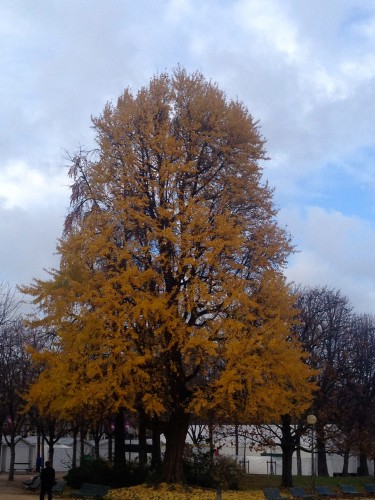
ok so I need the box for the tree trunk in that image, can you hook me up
[151,427,161,470]
[94,435,100,460]
[114,410,126,476]
[36,432,42,472]
[138,417,147,466]
[317,445,328,475]
[160,409,190,483]
[358,453,369,476]
[208,422,214,465]
[342,450,349,476]
[48,440,54,465]
[281,447,294,487]
[296,442,302,476]
[108,434,113,462]
[71,429,77,468]
[8,436,16,481]
[235,424,239,457]
[80,428,85,466]
[316,427,328,476]
[280,415,295,487]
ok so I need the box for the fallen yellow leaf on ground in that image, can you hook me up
[107,483,265,499]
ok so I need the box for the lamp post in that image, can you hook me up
[307,414,317,494]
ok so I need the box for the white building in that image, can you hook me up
[0,426,371,476]
[0,436,78,472]
[186,425,373,476]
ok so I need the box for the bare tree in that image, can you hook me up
[331,314,375,475]
[295,286,353,476]
[0,319,37,480]
[0,285,22,479]
[0,282,20,327]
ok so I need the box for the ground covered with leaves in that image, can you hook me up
[107,483,265,499]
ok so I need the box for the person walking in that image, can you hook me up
[40,461,55,500]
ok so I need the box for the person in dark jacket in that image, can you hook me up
[40,461,55,500]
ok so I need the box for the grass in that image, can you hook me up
[106,475,375,500]
[242,474,375,493]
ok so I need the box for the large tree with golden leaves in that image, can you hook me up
[22,68,315,482]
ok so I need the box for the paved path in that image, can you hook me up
[0,471,72,500]
[0,472,38,499]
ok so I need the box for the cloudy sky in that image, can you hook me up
[1,0,375,313]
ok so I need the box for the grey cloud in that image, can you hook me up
[1,0,375,313]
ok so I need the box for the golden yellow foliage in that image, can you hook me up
[107,484,265,500]
[21,68,316,481]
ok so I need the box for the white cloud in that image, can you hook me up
[0,205,62,288]
[234,0,301,61]
[1,0,375,315]
[0,160,69,210]
[281,206,375,313]
[165,0,193,22]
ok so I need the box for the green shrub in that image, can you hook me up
[64,458,115,488]
[183,446,247,490]
[64,458,149,488]
[211,455,248,490]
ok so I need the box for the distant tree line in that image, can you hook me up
[1,281,374,486]
[220,285,375,486]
